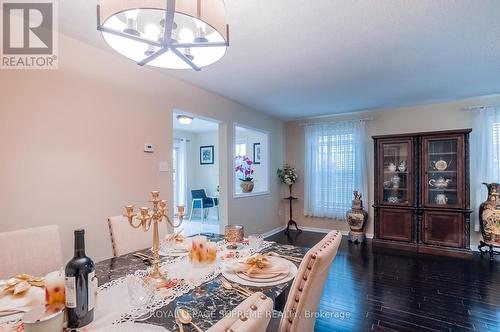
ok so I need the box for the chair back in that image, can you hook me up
[0,225,63,279]
[107,216,169,257]
[278,230,342,332]
[207,292,273,332]
[191,189,208,200]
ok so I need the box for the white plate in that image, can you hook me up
[152,248,188,257]
[222,257,298,287]
[152,239,191,257]
[237,271,288,283]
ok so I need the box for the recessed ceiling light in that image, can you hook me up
[177,115,193,125]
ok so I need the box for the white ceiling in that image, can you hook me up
[61,1,500,120]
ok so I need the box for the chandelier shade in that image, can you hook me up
[97,0,229,71]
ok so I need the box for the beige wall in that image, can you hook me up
[285,95,500,248]
[0,33,284,262]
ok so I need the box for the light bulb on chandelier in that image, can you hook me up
[123,9,140,36]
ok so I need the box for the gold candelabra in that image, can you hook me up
[124,191,184,288]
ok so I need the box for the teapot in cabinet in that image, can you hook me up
[429,177,452,189]
[435,194,448,205]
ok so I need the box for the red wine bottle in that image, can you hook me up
[65,229,96,328]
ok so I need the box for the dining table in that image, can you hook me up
[94,233,307,331]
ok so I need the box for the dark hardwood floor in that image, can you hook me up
[267,231,500,332]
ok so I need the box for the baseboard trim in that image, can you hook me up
[263,224,376,239]
[263,225,286,238]
[296,226,374,239]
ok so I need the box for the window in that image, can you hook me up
[304,121,367,219]
[472,108,500,231]
[235,141,246,157]
[492,122,500,171]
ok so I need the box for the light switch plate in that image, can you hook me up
[159,161,168,172]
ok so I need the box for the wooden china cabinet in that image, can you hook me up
[373,129,472,257]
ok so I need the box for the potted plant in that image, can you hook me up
[277,164,301,233]
[235,156,254,193]
[277,164,298,193]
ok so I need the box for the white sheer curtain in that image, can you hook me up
[173,138,189,209]
[304,120,368,219]
[471,107,500,231]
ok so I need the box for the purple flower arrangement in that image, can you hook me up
[235,155,254,181]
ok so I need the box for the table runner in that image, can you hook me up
[91,239,274,328]
[96,237,306,331]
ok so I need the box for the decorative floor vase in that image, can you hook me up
[479,182,500,246]
[240,180,254,193]
[346,191,368,244]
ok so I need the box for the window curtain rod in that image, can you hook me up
[298,117,374,127]
[463,104,500,111]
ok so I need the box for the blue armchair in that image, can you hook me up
[189,189,219,222]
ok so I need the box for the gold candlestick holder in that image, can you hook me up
[124,191,184,288]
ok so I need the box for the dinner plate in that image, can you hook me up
[236,271,288,283]
[222,257,298,287]
[152,239,191,257]
[154,248,188,257]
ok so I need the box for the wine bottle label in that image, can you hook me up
[65,276,76,308]
[88,270,96,311]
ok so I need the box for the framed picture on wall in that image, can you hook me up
[253,143,261,164]
[200,145,215,165]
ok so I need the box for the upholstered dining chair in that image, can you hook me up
[207,292,274,332]
[272,230,343,332]
[0,225,63,279]
[189,189,219,222]
[107,216,169,257]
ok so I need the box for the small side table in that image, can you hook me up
[284,185,302,234]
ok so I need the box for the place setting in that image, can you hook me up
[222,254,298,288]
[156,230,191,257]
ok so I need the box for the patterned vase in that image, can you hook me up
[346,191,368,244]
[479,182,500,246]
[240,180,254,193]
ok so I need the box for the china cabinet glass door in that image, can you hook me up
[379,140,413,206]
[423,136,463,208]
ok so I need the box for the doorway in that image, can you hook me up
[173,111,220,236]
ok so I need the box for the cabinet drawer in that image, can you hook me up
[422,211,464,247]
[378,209,413,242]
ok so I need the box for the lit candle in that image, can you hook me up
[189,235,208,264]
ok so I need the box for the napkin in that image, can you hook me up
[164,230,185,243]
[226,256,289,277]
[163,231,189,252]
[0,286,44,313]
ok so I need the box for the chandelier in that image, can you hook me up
[97,0,229,71]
